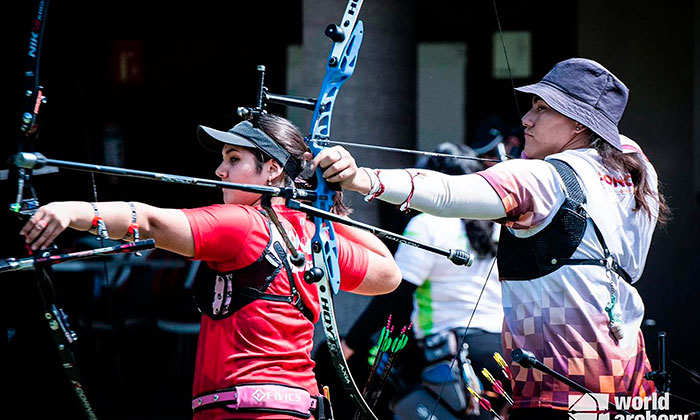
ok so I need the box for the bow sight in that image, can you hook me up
[237,65,318,122]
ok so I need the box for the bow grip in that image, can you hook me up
[326,180,342,192]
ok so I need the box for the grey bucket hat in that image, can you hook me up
[515,58,629,150]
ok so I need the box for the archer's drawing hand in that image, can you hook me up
[20,202,73,251]
[309,146,372,194]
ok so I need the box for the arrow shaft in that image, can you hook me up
[12,153,317,200]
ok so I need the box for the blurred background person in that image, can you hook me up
[472,115,524,167]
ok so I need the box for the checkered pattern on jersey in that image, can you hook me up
[502,291,655,410]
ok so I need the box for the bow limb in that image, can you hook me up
[307,15,364,295]
[304,2,378,419]
[9,1,101,418]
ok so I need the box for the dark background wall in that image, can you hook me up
[577,0,700,410]
[0,1,697,418]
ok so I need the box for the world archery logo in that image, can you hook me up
[569,393,612,420]
[569,392,686,420]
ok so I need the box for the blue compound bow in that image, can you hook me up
[239,2,471,418]
[303,3,376,418]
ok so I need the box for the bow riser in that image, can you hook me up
[305,2,377,418]
[324,0,364,68]
[308,21,364,141]
[308,19,364,296]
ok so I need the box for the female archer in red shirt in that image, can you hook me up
[20,113,401,420]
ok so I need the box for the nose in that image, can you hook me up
[521,108,535,128]
[215,161,226,180]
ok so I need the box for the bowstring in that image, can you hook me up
[492,0,521,119]
[310,139,508,162]
[67,8,125,404]
[426,2,518,418]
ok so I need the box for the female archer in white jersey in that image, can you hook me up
[314,58,669,420]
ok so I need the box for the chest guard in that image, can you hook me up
[497,159,632,283]
[192,210,313,321]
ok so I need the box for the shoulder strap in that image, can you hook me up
[547,159,633,284]
[549,158,586,205]
[257,209,314,321]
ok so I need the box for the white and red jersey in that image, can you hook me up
[478,136,658,409]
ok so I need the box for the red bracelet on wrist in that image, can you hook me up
[398,170,420,212]
[367,169,385,202]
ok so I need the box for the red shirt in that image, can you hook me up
[182,204,369,419]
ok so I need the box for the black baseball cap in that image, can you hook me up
[197,120,301,179]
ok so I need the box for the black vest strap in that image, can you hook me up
[552,221,633,284]
[550,159,586,204]
[192,210,314,321]
[496,159,632,284]
[271,240,314,321]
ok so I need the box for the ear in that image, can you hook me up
[266,159,285,184]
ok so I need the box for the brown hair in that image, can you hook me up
[591,136,670,224]
[252,113,351,216]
